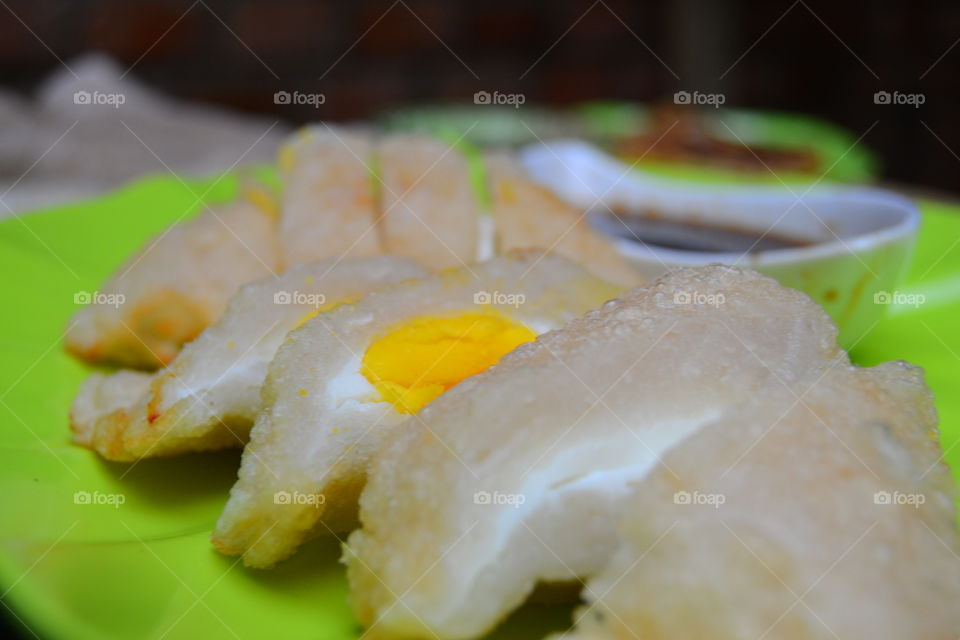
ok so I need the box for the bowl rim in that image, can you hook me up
[519,139,920,267]
[592,188,920,267]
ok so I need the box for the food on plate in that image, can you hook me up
[211,251,622,568]
[70,257,426,461]
[378,134,479,270]
[278,127,380,264]
[63,127,647,370]
[486,151,642,287]
[65,190,282,369]
[563,363,960,640]
[344,265,852,639]
[46,101,953,640]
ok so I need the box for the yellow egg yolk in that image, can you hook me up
[361,312,536,415]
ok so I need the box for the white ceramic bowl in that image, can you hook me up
[520,140,920,346]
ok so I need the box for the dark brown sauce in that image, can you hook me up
[602,210,814,254]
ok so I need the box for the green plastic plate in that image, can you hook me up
[0,173,956,639]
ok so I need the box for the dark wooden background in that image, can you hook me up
[0,0,957,190]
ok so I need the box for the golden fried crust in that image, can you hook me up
[564,362,959,640]
[211,251,623,569]
[379,135,479,269]
[69,257,429,462]
[65,197,282,370]
[66,289,211,368]
[345,265,850,639]
[486,152,644,289]
[65,141,642,370]
[70,370,248,461]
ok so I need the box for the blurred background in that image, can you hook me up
[1,3,958,638]
[0,0,957,208]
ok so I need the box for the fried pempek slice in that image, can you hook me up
[65,193,282,369]
[211,251,622,568]
[486,151,643,289]
[563,362,959,640]
[345,265,849,639]
[278,126,381,265]
[378,135,479,270]
[70,256,427,461]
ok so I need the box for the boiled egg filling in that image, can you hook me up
[361,312,536,414]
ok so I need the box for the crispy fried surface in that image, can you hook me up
[64,134,649,370]
[344,265,849,639]
[379,135,479,269]
[65,196,282,369]
[211,251,622,568]
[563,363,960,640]
[486,152,643,288]
[279,127,381,264]
[69,257,427,461]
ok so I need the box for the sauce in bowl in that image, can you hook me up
[601,209,813,254]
